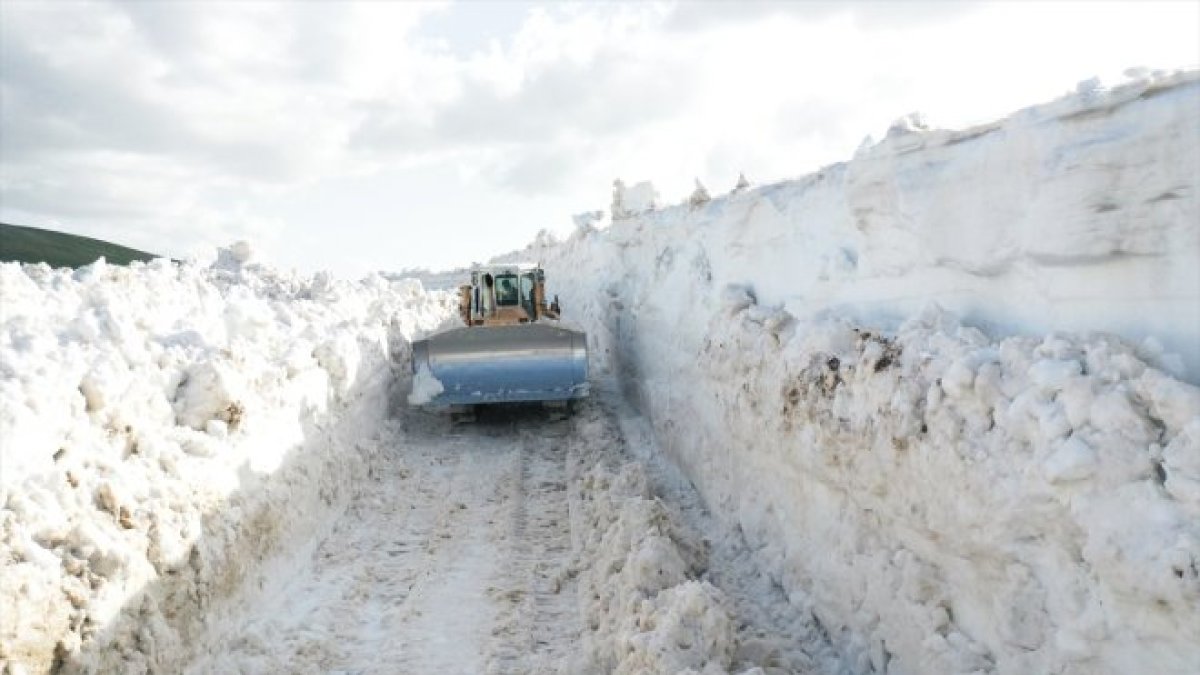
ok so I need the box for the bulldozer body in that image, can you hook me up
[411,264,588,408]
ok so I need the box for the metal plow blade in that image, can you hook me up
[410,324,588,406]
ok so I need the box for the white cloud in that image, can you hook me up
[1,0,1196,276]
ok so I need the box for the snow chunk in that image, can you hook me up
[1043,436,1099,483]
[732,172,751,193]
[888,111,930,136]
[720,284,756,315]
[173,360,247,430]
[613,179,658,219]
[622,581,735,674]
[211,240,255,271]
[407,363,445,405]
[688,179,711,208]
[1028,358,1083,392]
[313,333,362,398]
[573,210,605,231]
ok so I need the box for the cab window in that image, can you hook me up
[520,274,536,312]
[494,273,520,306]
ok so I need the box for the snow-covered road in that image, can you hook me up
[183,393,844,675]
[187,406,582,675]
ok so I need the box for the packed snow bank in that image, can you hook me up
[529,70,1200,674]
[537,69,1200,381]
[0,248,453,672]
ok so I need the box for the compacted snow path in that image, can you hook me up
[182,393,845,675]
[482,417,580,673]
[186,408,583,675]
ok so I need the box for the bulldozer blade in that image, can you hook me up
[410,324,588,406]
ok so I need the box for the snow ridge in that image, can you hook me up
[0,250,453,671]
[568,407,737,674]
[531,69,1200,674]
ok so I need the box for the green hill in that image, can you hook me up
[0,223,160,268]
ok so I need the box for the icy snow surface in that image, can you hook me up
[514,69,1200,675]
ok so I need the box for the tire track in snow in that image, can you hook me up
[484,419,580,673]
[183,410,581,675]
[379,431,508,675]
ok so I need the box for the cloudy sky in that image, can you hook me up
[1,1,1197,276]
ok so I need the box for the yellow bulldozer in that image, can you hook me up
[410,264,589,408]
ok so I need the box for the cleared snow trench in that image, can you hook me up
[181,397,831,675]
[0,252,834,675]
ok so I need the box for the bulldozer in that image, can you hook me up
[409,264,589,409]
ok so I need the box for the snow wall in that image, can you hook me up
[531,70,1200,674]
[0,249,453,672]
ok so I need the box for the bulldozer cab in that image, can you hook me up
[461,264,558,326]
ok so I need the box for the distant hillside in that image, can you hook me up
[0,223,160,268]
